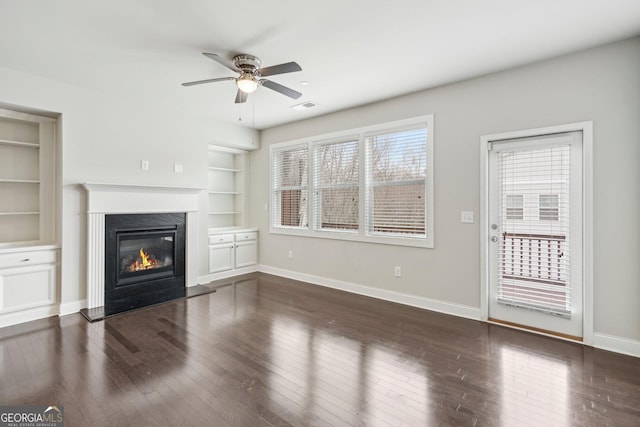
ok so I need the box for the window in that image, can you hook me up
[539,194,559,221]
[505,195,524,220]
[365,126,427,237]
[271,145,308,228]
[270,115,433,248]
[313,139,359,231]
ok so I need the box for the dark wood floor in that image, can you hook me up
[1,273,639,426]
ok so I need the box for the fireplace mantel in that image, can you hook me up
[82,182,205,214]
[83,183,203,309]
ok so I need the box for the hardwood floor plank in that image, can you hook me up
[1,272,639,426]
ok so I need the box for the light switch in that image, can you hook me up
[461,211,474,223]
[174,163,184,174]
[141,160,149,171]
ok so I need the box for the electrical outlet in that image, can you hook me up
[461,211,474,223]
[288,250,293,259]
[394,266,402,278]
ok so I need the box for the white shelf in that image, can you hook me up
[208,166,241,173]
[208,191,242,195]
[208,212,241,215]
[0,212,39,216]
[0,139,39,149]
[0,179,40,184]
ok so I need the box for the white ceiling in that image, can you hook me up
[1,0,639,129]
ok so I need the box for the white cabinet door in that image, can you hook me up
[235,240,257,268]
[208,243,235,273]
[0,263,56,314]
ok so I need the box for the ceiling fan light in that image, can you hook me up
[237,76,258,93]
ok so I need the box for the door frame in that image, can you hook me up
[480,121,593,345]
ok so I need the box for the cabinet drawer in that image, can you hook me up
[0,250,57,269]
[235,232,257,241]
[208,234,234,245]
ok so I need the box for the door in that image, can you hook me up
[488,131,583,338]
[235,240,257,268]
[208,243,234,273]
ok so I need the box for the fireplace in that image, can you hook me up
[104,213,186,315]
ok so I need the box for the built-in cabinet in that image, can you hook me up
[205,145,258,280]
[0,248,58,317]
[208,229,258,275]
[0,108,59,328]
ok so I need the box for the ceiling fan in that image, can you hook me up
[182,53,303,104]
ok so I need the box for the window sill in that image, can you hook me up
[269,227,433,248]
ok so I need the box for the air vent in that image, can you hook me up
[291,101,317,111]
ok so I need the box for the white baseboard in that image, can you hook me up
[0,305,58,329]
[59,299,87,316]
[593,333,640,358]
[258,264,482,321]
[197,265,259,285]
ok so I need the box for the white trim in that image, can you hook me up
[269,115,434,248]
[480,121,594,344]
[593,333,640,359]
[82,182,204,194]
[0,305,58,328]
[59,299,87,316]
[83,184,202,308]
[197,265,259,285]
[208,144,248,155]
[258,264,481,321]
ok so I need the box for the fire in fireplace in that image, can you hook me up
[105,213,186,315]
[116,230,176,286]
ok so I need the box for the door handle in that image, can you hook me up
[491,236,498,243]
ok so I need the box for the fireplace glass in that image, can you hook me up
[117,229,176,286]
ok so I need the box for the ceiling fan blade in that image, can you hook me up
[235,89,248,104]
[202,53,240,73]
[260,79,302,99]
[258,61,302,77]
[181,77,234,87]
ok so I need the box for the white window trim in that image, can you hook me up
[270,115,434,248]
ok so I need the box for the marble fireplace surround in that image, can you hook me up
[82,183,202,311]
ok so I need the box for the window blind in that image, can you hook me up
[497,144,572,316]
[312,139,359,231]
[272,145,308,228]
[365,126,427,237]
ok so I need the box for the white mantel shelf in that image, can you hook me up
[82,182,205,193]
[82,182,205,215]
[83,182,202,309]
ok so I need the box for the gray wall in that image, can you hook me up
[252,37,640,342]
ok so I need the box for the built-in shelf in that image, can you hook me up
[0,108,56,246]
[0,139,40,149]
[208,166,241,173]
[0,179,40,184]
[208,145,248,229]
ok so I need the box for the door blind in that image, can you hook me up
[312,139,359,231]
[497,144,572,316]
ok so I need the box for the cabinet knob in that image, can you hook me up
[21,258,30,262]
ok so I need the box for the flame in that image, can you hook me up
[128,248,159,272]
[139,248,152,268]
